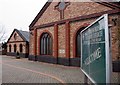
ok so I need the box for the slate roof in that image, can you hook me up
[19,30,30,42]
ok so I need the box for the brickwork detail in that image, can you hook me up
[34,2,112,27]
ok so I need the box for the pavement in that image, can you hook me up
[1,55,85,84]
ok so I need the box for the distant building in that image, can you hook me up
[7,29,29,58]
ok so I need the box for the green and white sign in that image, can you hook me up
[81,14,111,83]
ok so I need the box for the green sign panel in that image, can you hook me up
[81,14,111,83]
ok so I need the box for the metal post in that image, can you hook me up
[84,74,88,84]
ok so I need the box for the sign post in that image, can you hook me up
[81,14,111,84]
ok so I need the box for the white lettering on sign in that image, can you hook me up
[82,27,104,45]
[84,47,102,65]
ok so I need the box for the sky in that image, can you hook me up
[0,0,47,42]
[0,0,119,43]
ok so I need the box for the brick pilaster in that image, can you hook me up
[34,28,37,56]
[54,24,58,57]
[65,21,70,58]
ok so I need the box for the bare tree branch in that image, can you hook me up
[0,24,7,43]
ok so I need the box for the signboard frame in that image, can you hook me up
[80,14,111,83]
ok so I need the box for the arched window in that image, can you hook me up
[14,44,16,52]
[76,27,85,57]
[19,44,23,53]
[40,33,52,55]
[9,45,11,52]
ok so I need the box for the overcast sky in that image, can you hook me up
[0,0,119,43]
[0,0,47,42]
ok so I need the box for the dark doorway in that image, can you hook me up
[76,27,85,57]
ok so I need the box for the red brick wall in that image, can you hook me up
[30,2,119,60]
[64,2,111,19]
[34,2,112,26]
[109,14,119,61]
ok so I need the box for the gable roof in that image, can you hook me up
[18,30,30,42]
[29,1,120,29]
[7,29,29,43]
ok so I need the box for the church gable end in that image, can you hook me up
[33,2,60,27]
[8,29,25,43]
[30,1,115,29]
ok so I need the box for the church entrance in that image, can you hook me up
[76,27,85,58]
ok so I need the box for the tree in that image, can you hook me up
[0,24,7,43]
[2,42,7,49]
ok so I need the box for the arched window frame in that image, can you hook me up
[39,32,53,55]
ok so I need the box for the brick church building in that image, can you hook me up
[7,29,29,58]
[29,0,120,67]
